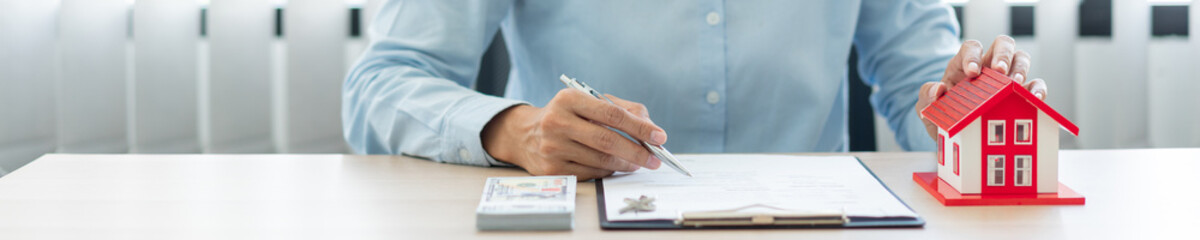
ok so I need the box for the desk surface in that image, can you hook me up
[0,149,1196,239]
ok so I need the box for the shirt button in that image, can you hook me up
[706,91,720,104]
[458,148,472,160]
[706,12,721,25]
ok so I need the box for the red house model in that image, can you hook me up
[913,68,1083,206]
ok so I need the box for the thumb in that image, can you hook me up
[916,82,948,140]
[917,82,948,109]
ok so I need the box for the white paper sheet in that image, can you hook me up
[602,154,918,221]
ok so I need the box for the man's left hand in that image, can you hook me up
[915,35,1049,140]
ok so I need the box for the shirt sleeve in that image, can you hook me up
[342,0,524,167]
[853,0,961,151]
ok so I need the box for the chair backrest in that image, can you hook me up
[846,47,877,152]
[475,32,511,97]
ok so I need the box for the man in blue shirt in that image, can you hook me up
[343,1,1048,180]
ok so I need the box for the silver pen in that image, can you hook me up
[558,74,694,177]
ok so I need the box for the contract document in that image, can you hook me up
[598,154,922,228]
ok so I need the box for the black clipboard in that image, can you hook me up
[596,156,925,229]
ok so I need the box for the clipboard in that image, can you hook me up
[596,156,925,229]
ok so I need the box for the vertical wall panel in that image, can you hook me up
[964,0,1009,47]
[1147,1,1200,148]
[1195,1,1200,80]
[283,0,347,153]
[133,0,200,153]
[207,0,275,153]
[0,0,58,175]
[1147,39,1196,148]
[57,0,128,153]
[1076,0,1150,149]
[1036,0,1079,149]
[1190,0,1200,147]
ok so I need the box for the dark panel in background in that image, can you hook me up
[274,8,283,37]
[1010,6,1035,37]
[200,8,207,37]
[1079,0,1112,37]
[1152,5,1189,37]
[350,8,362,37]
[201,8,362,38]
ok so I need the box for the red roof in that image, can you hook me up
[921,68,1079,136]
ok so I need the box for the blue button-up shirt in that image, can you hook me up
[344,0,960,166]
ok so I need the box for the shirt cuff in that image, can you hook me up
[440,94,528,167]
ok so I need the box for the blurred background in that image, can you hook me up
[0,0,1197,176]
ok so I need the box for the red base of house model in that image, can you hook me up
[912,172,1084,206]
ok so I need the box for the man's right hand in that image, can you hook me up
[482,89,666,180]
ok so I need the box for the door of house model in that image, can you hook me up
[980,96,1037,195]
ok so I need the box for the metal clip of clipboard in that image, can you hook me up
[676,204,849,228]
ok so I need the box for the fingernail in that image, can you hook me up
[927,84,940,98]
[967,62,980,75]
[1014,73,1025,84]
[650,131,667,145]
[995,61,1008,74]
[647,156,662,169]
[1035,91,1044,99]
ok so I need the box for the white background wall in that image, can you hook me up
[0,0,1197,175]
[0,0,381,175]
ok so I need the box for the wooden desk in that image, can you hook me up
[0,149,1196,239]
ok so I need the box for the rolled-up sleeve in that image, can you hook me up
[853,0,960,151]
[342,0,523,166]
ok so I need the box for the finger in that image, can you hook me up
[981,35,1016,75]
[923,82,948,100]
[563,117,657,169]
[944,40,984,87]
[604,94,650,119]
[566,92,666,145]
[1009,50,1031,84]
[559,162,615,181]
[1023,78,1048,100]
[556,140,643,172]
